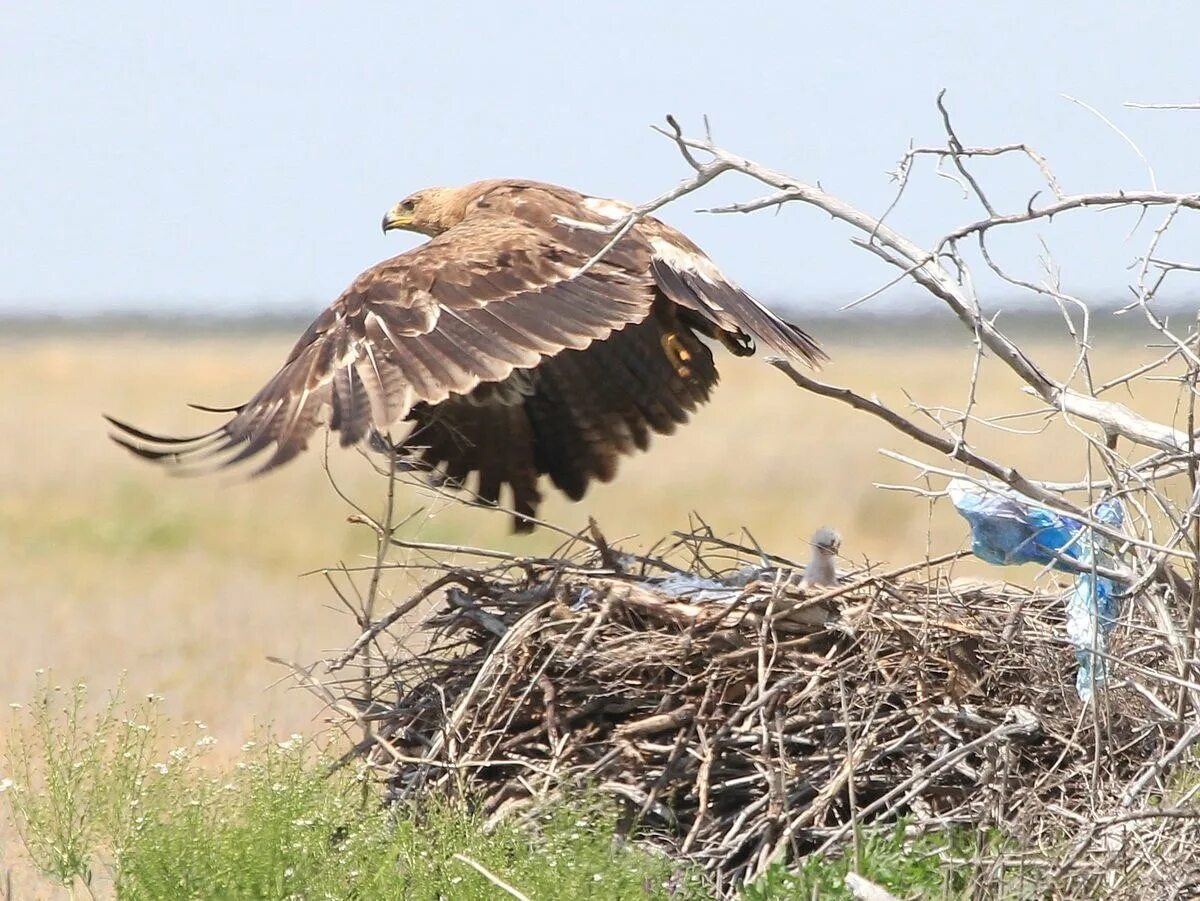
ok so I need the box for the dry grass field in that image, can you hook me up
[0,315,1190,749]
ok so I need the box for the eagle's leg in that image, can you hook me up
[674,307,755,357]
[660,331,695,379]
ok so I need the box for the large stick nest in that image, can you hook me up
[325,528,1196,896]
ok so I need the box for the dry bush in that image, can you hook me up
[286,511,1192,896]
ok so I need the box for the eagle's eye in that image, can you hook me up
[400,198,417,212]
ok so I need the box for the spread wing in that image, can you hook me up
[106,213,657,474]
[509,185,826,367]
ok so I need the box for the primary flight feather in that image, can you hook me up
[107,179,824,531]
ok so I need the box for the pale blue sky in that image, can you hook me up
[3,2,1199,316]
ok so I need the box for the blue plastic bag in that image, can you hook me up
[948,479,1126,701]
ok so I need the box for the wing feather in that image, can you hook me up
[397,304,721,528]
[649,254,825,365]
[108,209,657,473]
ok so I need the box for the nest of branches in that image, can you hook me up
[312,526,1197,897]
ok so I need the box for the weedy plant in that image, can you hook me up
[3,675,168,892]
[1,675,706,900]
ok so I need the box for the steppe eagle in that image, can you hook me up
[107,179,825,531]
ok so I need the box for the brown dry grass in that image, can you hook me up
[0,321,1189,749]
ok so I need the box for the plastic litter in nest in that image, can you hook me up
[948,478,1128,700]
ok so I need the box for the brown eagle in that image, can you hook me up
[107,179,824,531]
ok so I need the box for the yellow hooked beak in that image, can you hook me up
[381,203,415,234]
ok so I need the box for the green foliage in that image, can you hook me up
[116,753,706,900]
[3,677,705,899]
[3,675,165,888]
[743,821,987,900]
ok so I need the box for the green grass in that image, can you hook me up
[115,777,707,900]
[2,676,706,899]
[3,678,163,888]
[744,823,990,900]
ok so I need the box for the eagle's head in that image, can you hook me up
[382,188,447,237]
[379,186,454,237]
[811,527,842,557]
[383,180,530,238]
[801,526,842,590]
[382,184,493,238]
